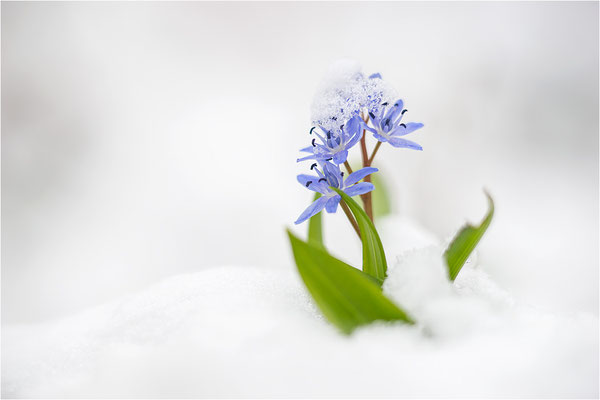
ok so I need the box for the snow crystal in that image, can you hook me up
[310,59,398,131]
[2,219,598,398]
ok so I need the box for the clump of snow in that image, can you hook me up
[2,219,598,398]
[311,59,398,131]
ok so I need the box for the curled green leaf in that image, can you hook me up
[331,188,387,281]
[287,230,413,334]
[444,191,495,281]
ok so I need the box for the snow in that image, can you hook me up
[2,218,598,398]
[310,59,398,132]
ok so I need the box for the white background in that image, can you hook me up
[2,2,598,324]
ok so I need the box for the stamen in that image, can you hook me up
[310,163,317,170]
[327,131,331,139]
[305,181,312,187]
[401,109,408,115]
[341,172,344,177]
[326,158,333,161]
[381,102,388,106]
[312,138,316,147]
[369,112,376,120]
[332,116,337,121]
[310,127,316,134]
[400,123,406,128]
[340,124,344,131]
[318,178,327,183]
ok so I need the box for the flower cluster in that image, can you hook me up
[295,68,424,224]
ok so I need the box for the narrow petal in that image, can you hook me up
[297,174,326,193]
[332,150,348,165]
[299,146,314,153]
[387,137,423,150]
[344,167,378,187]
[390,122,424,137]
[325,195,341,213]
[344,182,375,197]
[294,196,328,224]
[364,125,378,134]
[345,125,364,149]
[323,162,341,188]
[296,154,317,162]
[345,115,362,135]
[373,132,388,143]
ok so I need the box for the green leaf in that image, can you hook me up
[444,192,495,281]
[331,188,388,281]
[287,230,413,334]
[307,193,325,250]
[371,172,391,219]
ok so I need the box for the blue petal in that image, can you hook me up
[364,125,378,135]
[294,196,328,224]
[325,195,341,213]
[344,167,378,186]
[369,73,382,79]
[345,125,364,149]
[387,137,423,150]
[323,162,341,188]
[373,132,388,143]
[345,115,362,135]
[297,174,326,193]
[344,182,375,197]
[390,122,424,137]
[384,99,404,122]
[332,150,348,165]
[299,146,314,153]
[297,154,317,162]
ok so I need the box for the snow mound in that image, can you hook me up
[311,59,398,132]
[3,224,598,398]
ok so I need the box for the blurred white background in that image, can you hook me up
[2,2,598,324]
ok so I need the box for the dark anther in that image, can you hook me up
[327,131,331,139]
[310,163,317,170]
[341,172,344,177]
[381,102,388,106]
[401,109,408,115]
[400,123,406,128]
[384,118,390,127]
[326,158,333,161]
[332,116,337,121]
[312,138,316,147]
[305,181,312,187]
[318,178,327,183]
[310,127,316,135]
[369,112,376,120]
[394,103,400,107]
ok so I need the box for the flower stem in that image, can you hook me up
[343,161,354,175]
[340,200,361,239]
[367,141,382,165]
[359,115,374,222]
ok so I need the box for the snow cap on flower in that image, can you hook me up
[294,162,378,224]
[310,60,398,132]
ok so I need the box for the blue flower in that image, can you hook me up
[297,115,363,165]
[294,162,377,224]
[365,99,424,150]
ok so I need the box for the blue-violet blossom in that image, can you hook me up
[297,115,363,165]
[294,162,377,224]
[366,99,424,150]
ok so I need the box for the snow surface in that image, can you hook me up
[2,218,598,398]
